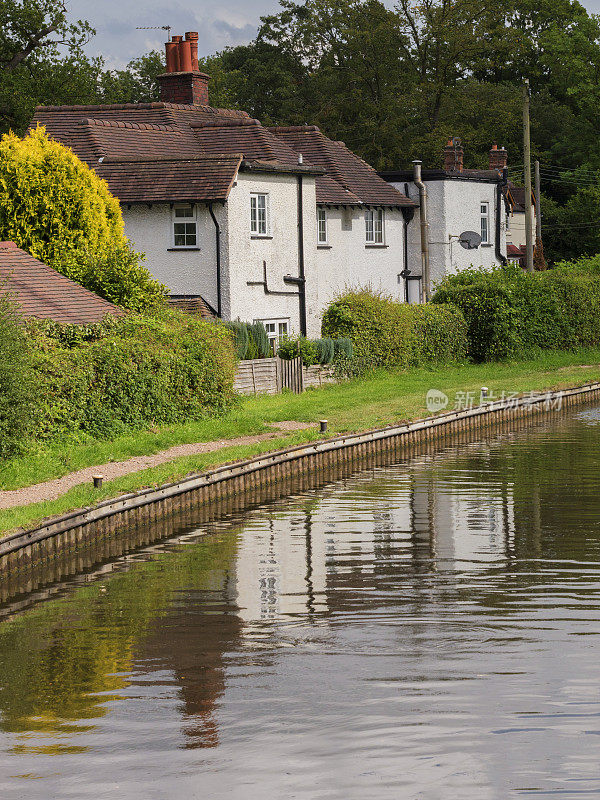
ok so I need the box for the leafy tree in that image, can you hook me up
[99,52,164,104]
[0,0,100,133]
[0,127,166,310]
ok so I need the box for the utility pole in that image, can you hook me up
[523,79,534,273]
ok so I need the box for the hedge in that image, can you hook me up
[432,264,600,361]
[321,289,468,367]
[25,310,237,442]
[0,294,36,457]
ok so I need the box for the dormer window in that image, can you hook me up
[173,204,197,248]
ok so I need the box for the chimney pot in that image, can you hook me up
[186,31,199,71]
[178,39,193,72]
[160,32,210,104]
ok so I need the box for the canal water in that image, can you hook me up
[1,407,600,799]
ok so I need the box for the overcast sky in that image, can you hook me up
[67,0,600,68]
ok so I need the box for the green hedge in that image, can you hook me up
[0,295,36,457]
[321,289,468,367]
[432,265,600,361]
[25,310,236,442]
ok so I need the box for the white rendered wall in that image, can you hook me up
[314,206,406,324]
[224,172,319,337]
[391,178,507,295]
[122,203,221,310]
[506,207,535,250]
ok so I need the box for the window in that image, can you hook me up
[480,202,490,244]
[173,204,197,248]
[256,318,289,353]
[365,208,384,244]
[250,193,269,235]
[317,207,328,244]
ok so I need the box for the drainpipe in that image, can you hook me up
[401,205,415,303]
[413,160,430,302]
[495,173,507,267]
[293,163,307,336]
[208,203,222,317]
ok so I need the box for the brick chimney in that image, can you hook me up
[489,143,508,172]
[443,137,464,172]
[158,31,210,105]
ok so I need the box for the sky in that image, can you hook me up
[68,0,600,69]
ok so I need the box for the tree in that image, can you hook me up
[99,52,164,105]
[0,127,166,310]
[0,0,100,133]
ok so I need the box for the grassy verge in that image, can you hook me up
[1,347,599,536]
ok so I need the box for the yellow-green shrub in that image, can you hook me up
[0,127,166,310]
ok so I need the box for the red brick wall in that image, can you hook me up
[158,72,210,105]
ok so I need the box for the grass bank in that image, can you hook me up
[1,347,599,536]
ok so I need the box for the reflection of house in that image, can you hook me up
[233,461,515,624]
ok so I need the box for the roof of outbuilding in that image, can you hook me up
[269,125,415,207]
[0,242,124,324]
[380,167,503,184]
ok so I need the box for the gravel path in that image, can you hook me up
[0,421,314,511]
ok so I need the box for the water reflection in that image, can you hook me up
[1,409,600,798]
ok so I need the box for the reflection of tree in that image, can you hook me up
[0,533,239,752]
[139,569,242,749]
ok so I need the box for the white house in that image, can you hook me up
[504,183,537,267]
[31,31,415,342]
[381,138,510,298]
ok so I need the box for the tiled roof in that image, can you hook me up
[269,125,415,207]
[97,156,242,203]
[0,242,124,324]
[30,104,411,207]
[192,119,301,167]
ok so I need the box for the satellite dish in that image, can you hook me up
[459,230,482,250]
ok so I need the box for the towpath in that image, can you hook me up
[0,421,312,511]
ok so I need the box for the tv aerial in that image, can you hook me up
[136,25,172,41]
[458,230,482,250]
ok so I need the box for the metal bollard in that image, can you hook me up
[480,386,489,401]
[320,420,328,433]
[93,474,104,489]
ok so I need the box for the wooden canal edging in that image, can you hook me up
[2,380,600,599]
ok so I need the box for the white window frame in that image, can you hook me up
[317,207,328,244]
[255,318,289,353]
[365,208,385,244]
[480,201,490,244]
[250,193,270,236]
[172,204,198,249]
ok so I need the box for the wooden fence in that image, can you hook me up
[234,356,308,395]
